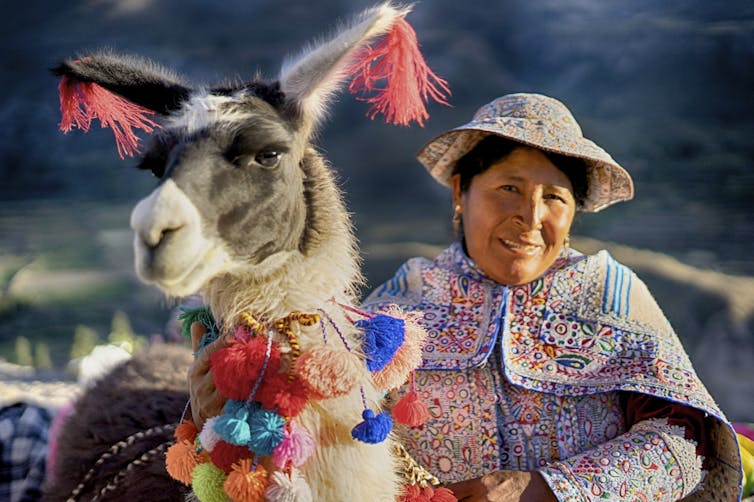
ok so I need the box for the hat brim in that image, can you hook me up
[417,119,634,212]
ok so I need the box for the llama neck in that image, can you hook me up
[203,147,361,325]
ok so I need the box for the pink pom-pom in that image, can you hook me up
[271,422,316,469]
[210,440,252,473]
[256,373,310,418]
[210,336,281,401]
[295,346,363,400]
[392,389,429,428]
[198,416,222,453]
[373,311,426,391]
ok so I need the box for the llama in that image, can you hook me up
[50,3,451,501]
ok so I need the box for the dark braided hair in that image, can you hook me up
[452,135,589,208]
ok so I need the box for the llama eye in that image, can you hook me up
[137,152,167,178]
[255,150,282,169]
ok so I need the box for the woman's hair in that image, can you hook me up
[451,135,589,208]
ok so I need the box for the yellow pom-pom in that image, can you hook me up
[175,419,199,442]
[224,459,269,502]
[192,462,228,502]
[165,440,201,485]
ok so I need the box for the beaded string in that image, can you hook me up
[246,327,274,405]
[317,309,329,344]
[318,309,354,352]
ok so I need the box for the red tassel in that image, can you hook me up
[392,389,429,428]
[399,485,458,502]
[58,75,159,158]
[431,487,458,501]
[348,17,450,127]
[210,441,252,473]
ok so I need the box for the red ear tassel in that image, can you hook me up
[348,17,450,127]
[58,75,159,158]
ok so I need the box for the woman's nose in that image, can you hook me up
[516,194,543,230]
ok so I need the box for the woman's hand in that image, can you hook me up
[187,322,230,429]
[447,470,557,501]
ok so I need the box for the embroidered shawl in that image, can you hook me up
[362,242,742,500]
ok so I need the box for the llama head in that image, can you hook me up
[54,2,447,300]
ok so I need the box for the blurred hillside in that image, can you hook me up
[0,0,753,418]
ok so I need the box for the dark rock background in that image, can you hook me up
[0,0,752,419]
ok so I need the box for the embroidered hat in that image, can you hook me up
[416,93,634,212]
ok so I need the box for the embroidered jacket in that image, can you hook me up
[363,242,742,501]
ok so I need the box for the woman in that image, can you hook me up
[189,93,742,500]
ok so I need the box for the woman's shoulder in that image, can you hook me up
[552,247,668,337]
[362,243,466,308]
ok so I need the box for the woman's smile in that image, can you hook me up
[499,238,544,256]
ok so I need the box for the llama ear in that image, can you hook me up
[278,2,449,130]
[52,51,192,158]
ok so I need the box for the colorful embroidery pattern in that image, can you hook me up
[363,242,741,499]
[540,425,694,501]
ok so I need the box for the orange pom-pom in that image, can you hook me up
[210,440,252,473]
[373,311,426,391]
[295,346,363,400]
[175,419,199,442]
[224,459,269,502]
[166,440,201,485]
[392,389,429,427]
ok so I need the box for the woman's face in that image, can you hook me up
[452,146,576,285]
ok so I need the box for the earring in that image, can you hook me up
[563,234,570,249]
[452,204,461,224]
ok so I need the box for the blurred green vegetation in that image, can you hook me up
[0,202,173,370]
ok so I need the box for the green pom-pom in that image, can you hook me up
[178,305,217,340]
[191,462,227,502]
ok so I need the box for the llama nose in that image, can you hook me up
[130,179,197,250]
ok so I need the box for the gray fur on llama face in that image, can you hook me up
[52,3,408,301]
[131,91,307,297]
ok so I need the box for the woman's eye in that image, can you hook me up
[544,193,570,204]
[499,185,518,192]
[255,150,282,168]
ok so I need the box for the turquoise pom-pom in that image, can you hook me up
[356,314,405,372]
[213,400,251,446]
[247,405,285,455]
[351,408,393,444]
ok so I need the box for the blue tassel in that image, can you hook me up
[356,314,405,372]
[351,409,393,444]
[213,400,251,446]
[246,405,285,455]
